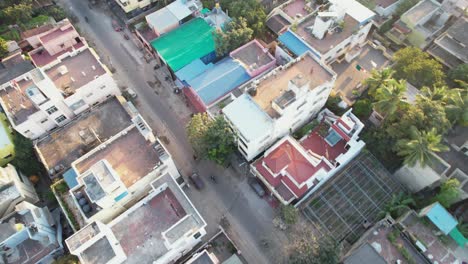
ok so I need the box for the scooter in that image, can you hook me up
[84,16,89,23]
[210,175,217,184]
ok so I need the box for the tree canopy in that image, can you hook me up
[0,38,8,59]
[392,47,446,88]
[448,63,468,87]
[213,17,253,56]
[1,3,33,24]
[187,113,236,165]
[288,227,340,264]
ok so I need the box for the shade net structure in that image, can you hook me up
[301,152,403,243]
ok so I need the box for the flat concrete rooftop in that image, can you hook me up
[296,14,360,54]
[0,77,40,125]
[45,49,106,96]
[252,54,333,117]
[74,126,161,188]
[36,97,133,172]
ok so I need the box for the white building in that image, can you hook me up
[66,173,207,264]
[223,52,336,161]
[251,109,365,205]
[0,202,63,264]
[115,0,156,15]
[277,0,375,64]
[0,164,39,219]
[65,115,180,225]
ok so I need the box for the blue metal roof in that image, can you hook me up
[63,168,79,189]
[188,58,251,105]
[425,202,458,235]
[278,30,313,57]
[175,59,214,82]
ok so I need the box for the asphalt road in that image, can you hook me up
[56,1,288,263]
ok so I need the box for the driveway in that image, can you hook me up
[56,0,287,263]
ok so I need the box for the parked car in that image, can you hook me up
[189,173,204,190]
[249,179,265,197]
[126,88,137,98]
[112,20,122,31]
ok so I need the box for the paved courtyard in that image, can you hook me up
[331,43,390,105]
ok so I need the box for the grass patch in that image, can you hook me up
[20,15,50,30]
[1,28,21,41]
[51,180,79,231]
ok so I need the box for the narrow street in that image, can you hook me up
[56,1,289,263]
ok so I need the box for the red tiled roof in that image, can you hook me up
[30,42,85,67]
[282,176,308,197]
[254,159,281,187]
[263,141,319,184]
[40,24,75,43]
[337,118,351,131]
[21,24,54,39]
[300,124,347,163]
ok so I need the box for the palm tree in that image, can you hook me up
[364,67,395,98]
[373,79,407,117]
[396,126,449,167]
[378,192,415,219]
[422,83,468,126]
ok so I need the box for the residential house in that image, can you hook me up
[0,164,39,218]
[277,0,375,64]
[0,202,63,264]
[386,0,451,48]
[428,16,468,68]
[114,0,156,16]
[177,39,276,112]
[222,51,336,161]
[394,126,468,198]
[145,0,201,37]
[65,173,207,264]
[374,0,404,17]
[251,108,365,205]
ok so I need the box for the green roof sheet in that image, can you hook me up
[151,18,215,71]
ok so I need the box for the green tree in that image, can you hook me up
[392,47,446,88]
[378,192,415,219]
[186,114,235,165]
[288,232,340,264]
[373,79,407,117]
[186,113,211,155]
[2,3,33,24]
[10,133,43,177]
[353,98,372,119]
[203,116,236,165]
[213,17,253,56]
[0,37,8,59]
[364,67,395,98]
[219,0,266,37]
[421,85,467,126]
[396,127,449,167]
[448,63,468,87]
[52,254,80,264]
[432,179,460,208]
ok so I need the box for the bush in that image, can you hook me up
[325,96,347,116]
[293,120,319,139]
[280,204,298,225]
[353,99,372,119]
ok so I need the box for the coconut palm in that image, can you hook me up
[396,126,449,167]
[378,192,415,219]
[373,79,407,117]
[364,67,395,98]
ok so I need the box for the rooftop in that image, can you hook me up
[343,243,387,264]
[30,41,86,67]
[45,49,106,96]
[281,0,310,20]
[265,14,291,35]
[0,68,45,125]
[296,14,360,54]
[74,126,161,188]
[151,18,215,71]
[67,173,206,264]
[375,0,398,8]
[435,17,468,63]
[230,39,276,77]
[0,56,35,85]
[251,53,333,117]
[403,0,439,25]
[223,94,273,142]
[35,97,133,172]
[146,0,192,34]
[20,24,55,39]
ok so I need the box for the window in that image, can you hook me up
[24,130,30,134]
[55,115,67,123]
[239,137,248,149]
[317,86,328,95]
[46,106,58,115]
[336,48,343,54]
[40,119,48,124]
[86,92,93,98]
[344,42,351,48]
[99,85,106,90]
[296,101,306,110]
